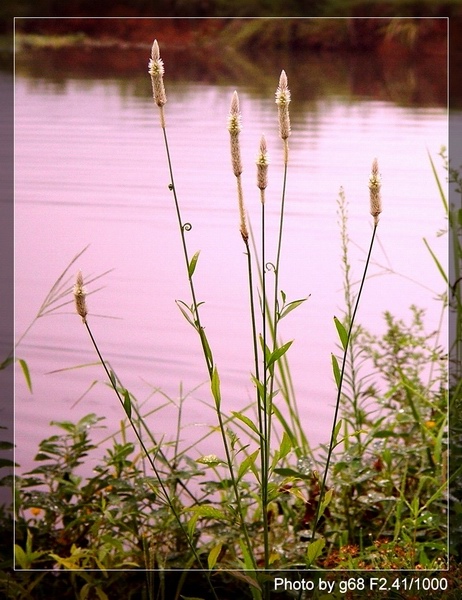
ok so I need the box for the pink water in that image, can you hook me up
[14,52,448,477]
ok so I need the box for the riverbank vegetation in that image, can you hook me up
[3,31,459,600]
[13,16,448,56]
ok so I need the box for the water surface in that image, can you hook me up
[15,43,448,475]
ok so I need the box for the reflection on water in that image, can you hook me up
[15,43,448,476]
[16,41,446,108]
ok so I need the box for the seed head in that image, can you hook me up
[74,270,88,323]
[148,39,167,109]
[275,70,291,142]
[256,135,269,197]
[368,158,382,225]
[227,91,247,242]
[228,90,242,136]
[228,91,242,177]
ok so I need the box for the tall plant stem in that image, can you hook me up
[161,126,213,377]
[249,223,312,458]
[82,319,219,597]
[160,124,257,573]
[212,382,259,573]
[266,161,289,469]
[259,201,270,571]
[311,223,378,541]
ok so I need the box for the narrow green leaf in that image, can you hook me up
[199,327,213,367]
[271,449,281,471]
[14,545,28,569]
[271,404,300,452]
[187,512,199,539]
[427,150,448,214]
[372,430,400,438]
[279,298,307,320]
[333,316,348,350]
[238,448,260,481]
[279,431,292,461]
[319,488,333,519]
[306,537,325,566]
[250,375,265,403]
[108,369,117,388]
[273,467,311,480]
[175,300,196,329]
[231,411,263,439]
[331,354,341,387]
[18,359,32,393]
[211,367,221,409]
[122,389,131,419]
[239,539,256,571]
[268,340,293,369]
[188,250,200,278]
[207,542,223,570]
[423,238,448,284]
[259,334,272,365]
[332,419,342,447]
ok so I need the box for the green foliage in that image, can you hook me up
[9,35,454,599]
[321,306,448,568]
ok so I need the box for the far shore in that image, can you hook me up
[13,17,447,57]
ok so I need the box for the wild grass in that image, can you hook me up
[7,39,455,600]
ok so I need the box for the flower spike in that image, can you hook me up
[368,158,382,225]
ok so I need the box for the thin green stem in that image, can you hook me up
[338,192,364,447]
[311,222,378,541]
[249,223,312,459]
[161,126,213,377]
[260,201,270,572]
[82,319,217,591]
[267,161,289,465]
[160,122,257,574]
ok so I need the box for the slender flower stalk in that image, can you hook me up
[255,134,271,570]
[266,71,291,468]
[148,47,256,575]
[228,91,248,242]
[149,39,212,376]
[257,72,292,576]
[73,273,220,597]
[310,159,383,543]
[224,90,264,572]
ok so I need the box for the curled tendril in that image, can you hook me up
[265,262,276,273]
[182,222,192,232]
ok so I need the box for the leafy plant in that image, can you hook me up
[11,38,453,600]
